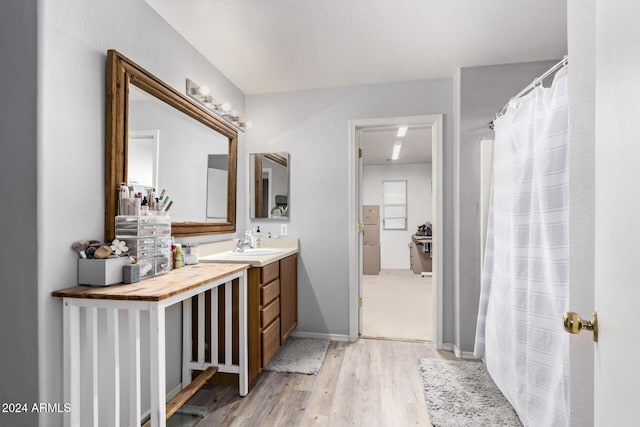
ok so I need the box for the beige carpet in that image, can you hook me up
[362,269,433,341]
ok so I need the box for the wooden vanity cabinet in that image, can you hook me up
[246,254,298,386]
[249,260,279,378]
[199,253,298,389]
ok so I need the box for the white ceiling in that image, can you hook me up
[362,126,431,166]
[146,0,567,95]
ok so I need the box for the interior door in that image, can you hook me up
[591,2,640,424]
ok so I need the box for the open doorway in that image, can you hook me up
[360,125,433,341]
[348,115,444,346]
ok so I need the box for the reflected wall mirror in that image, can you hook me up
[105,49,237,239]
[250,152,290,220]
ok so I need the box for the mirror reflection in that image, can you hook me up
[128,86,229,222]
[250,152,290,220]
[105,50,237,239]
[206,154,229,222]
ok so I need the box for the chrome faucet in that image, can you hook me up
[235,231,252,252]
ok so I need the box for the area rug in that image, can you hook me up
[418,358,523,427]
[264,337,330,375]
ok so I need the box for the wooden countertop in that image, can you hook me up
[52,263,250,302]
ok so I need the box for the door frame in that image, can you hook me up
[348,114,444,347]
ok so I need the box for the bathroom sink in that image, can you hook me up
[228,248,283,256]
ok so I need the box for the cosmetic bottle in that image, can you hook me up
[174,244,184,269]
[141,196,149,215]
[255,226,263,248]
[118,183,129,215]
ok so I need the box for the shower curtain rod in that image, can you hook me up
[489,55,568,129]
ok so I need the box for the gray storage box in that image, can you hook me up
[78,257,131,286]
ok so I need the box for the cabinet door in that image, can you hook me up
[261,317,280,368]
[279,254,298,342]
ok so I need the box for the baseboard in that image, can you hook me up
[442,342,455,352]
[453,345,479,360]
[291,331,350,342]
[141,383,182,421]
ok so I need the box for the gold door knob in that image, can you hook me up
[563,311,598,342]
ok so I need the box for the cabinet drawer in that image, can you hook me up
[261,279,280,306]
[261,262,279,285]
[261,297,280,328]
[261,317,280,368]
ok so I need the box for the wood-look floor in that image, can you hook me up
[187,338,455,426]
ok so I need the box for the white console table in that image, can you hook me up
[53,262,250,427]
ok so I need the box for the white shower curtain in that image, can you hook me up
[474,67,570,427]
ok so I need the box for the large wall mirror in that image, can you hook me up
[105,50,237,239]
[250,152,290,220]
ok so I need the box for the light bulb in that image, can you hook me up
[244,121,254,129]
[198,85,210,96]
[220,102,231,112]
[230,109,238,118]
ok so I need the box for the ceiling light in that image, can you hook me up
[391,140,402,160]
[396,126,408,137]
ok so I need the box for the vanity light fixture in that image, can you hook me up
[189,84,210,96]
[186,78,252,132]
[391,140,402,160]
[396,126,408,137]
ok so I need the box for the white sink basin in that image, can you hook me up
[228,248,283,256]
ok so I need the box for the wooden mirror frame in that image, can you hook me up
[105,49,237,240]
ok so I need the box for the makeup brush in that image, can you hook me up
[71,240,90,259]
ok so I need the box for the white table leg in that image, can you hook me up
[128,309,141,427]
[149,304,167,427]
[63,299,81,427]
[238,273,248,396]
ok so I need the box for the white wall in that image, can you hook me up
[246,79,454,340]
[363,163,432,269]
[37,0,246,425]
[0,2,39,427]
